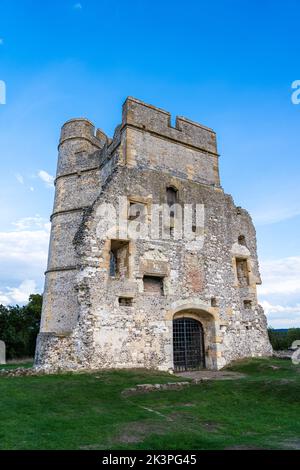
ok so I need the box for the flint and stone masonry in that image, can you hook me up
[35,97,272,371]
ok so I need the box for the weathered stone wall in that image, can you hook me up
[35,97,272,372]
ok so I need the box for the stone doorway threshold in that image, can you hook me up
[174,370,245,383]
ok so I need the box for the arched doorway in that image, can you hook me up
[173,317,205,371]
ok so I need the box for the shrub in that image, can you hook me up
[0,294,42,359]
[268,327,300,350]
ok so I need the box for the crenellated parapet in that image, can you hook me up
[122,97,218,155]
[121,97,220,186]
[59,118,107,149]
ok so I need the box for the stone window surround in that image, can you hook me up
[126,195,152,224]
[232,256,256,290]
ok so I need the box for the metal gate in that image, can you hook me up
[173,318,205,371]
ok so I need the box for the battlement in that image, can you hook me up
[122,97,218,155]
[60,118,108,149]
[57,98,220,187]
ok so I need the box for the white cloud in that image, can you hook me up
[0,280,37,306]
[260,300,300,316]
[253,207,300,225]
[38,170,54,188]
[258,256,300,296]
[15,173,24,185]
[267,316,300,329]
[0,227,50,266]
[0,218,50,297]
[258,256,300,328]
[12,215,50,231]
[73,2,82,9]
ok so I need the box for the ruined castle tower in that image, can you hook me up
[35,97,272,371]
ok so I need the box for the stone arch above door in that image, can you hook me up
[166,300,221,370]
[166,299,220,322]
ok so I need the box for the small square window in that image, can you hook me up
[119,297,133,306]
[128,202,145,221]
[243,300,252,309]
[143,275,164,295]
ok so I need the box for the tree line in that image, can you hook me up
[268,327,300,351]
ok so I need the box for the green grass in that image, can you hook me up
[0,360,33,370]
[0,358,299,450]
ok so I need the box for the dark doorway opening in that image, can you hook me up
[173,317,205,371]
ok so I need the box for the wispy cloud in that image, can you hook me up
[0,217,50,301]
[258,256,300,296]
[253,207,300,225]
[15,173,24,185]
[73,2,82,9]
[258,256,300,328]
[12,215,50,231]
[0,280,37,306]
[38,170,54,188]
[0,224,50,266]
[261,300,300,316]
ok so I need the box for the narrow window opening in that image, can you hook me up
[238,235,246,246]
[109,240,130,279]
[211,297,217,307]
[236,258,249,287]
[166,187,177,207]
[167,187,177,237]
[110,251,117,277]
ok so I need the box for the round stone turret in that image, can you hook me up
[59,118,105,148]
[40,118,107,335]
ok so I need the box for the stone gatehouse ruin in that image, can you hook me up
[35,97,272,372]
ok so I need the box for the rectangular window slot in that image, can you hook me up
[143,275,164,295]
[119,297,133,306]
[109,240,130,278]
[128,202,146,221]
[236,258,249,287]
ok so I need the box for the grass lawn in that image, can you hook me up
[0,358,299,450]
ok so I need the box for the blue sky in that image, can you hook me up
[0,0,299,327]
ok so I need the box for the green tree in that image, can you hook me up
[0,294,42,359]
[268,327,300,350]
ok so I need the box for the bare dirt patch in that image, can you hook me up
[116,420,168,444]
